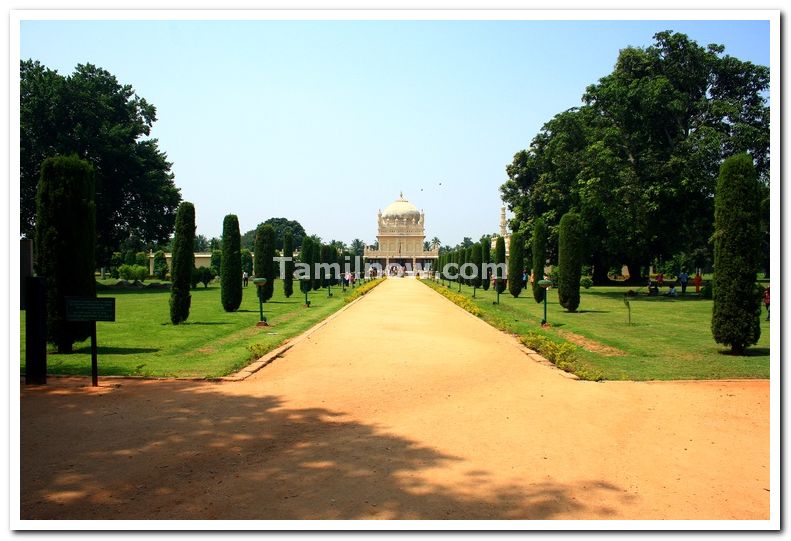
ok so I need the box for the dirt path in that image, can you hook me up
[20,278,769,520]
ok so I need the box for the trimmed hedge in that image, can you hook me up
[508,231,524,298]
[531,218,547,304]
[557,212,582,312]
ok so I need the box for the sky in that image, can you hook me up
[18,17,770,248]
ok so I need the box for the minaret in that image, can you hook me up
[499,207,508,237]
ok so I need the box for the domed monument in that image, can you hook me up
[364,193,439,273]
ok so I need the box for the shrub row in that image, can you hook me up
[343,277,384,304]
[520,332,603,381]
[420,279,481,316]
[117,264,149,281]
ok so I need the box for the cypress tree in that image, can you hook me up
[712,154,763,354]
[220,214,242,312]
[169,201,195,324]
[458,249,466,291]
[320,244,330,288]
[311,240,322,291]
[300,236,313,298]
[557,212,583,312]
[531,218,547,304]
[508,231,524,298]
[283,228,294,297]
[481,236,491,290]
[35,155,96,352]
[494,236,507,296]
[254,224,276,302]
[471,242,483,294]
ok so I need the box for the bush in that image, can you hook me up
[580,277,593,289]
[221,214,242,312]
[193,266,214,288]
[35,155,96,353]
[701,281,714,300]
[118,264,148,281]
[169,201,195,324]
[210,249,222,277]
[558,212,583,312]
[521,332,603,381]
[531,218,547,303]
[344,277,384,303]
[153,250,168,280]
[300,236,314,295]
[471,242,482,290]
[420,279,481,316]
[711,154,762,353]
[240,248,253,276]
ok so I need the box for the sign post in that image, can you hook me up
[65,297,115,386]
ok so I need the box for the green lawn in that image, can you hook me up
[20,279,372,379]
[422,279,770,381]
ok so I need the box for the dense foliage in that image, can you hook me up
[500,32,769,282]
[242,217,306,251]
[21,60,181,265]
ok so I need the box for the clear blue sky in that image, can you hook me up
[19,18,770,247]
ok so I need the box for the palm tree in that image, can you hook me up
[430,237,441,249]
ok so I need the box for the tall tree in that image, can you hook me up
[254,224,276,302]
[220,214,242,312]
[283,228,294,298]
[240,248,253,276]
[557,212,583,312]
[349,238,365,257]
[35,155,96,353]
[169,202,195,324]
[241,218,306,251]
[508,231,524,298]
[311,239,322,291]
[711,154,762,354]
[500,31,769,281]
[531,218,548,304]
[21,60,181,264]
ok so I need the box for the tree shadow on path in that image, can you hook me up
[21,380,629,520]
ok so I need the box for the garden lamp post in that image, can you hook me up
[253,277,268,326]
[538,279,552,325]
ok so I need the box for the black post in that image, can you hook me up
[25,277,47,385]
[90,321,98,387]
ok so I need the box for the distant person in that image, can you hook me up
[522,269,528,288]
[678,269,689,296]
[242,271,248,287]
[693,272,702,294]
[664,285,677,297]
[656,272,664,286]
[764,286,770,321]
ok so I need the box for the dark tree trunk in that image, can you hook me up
[624,260,644,284]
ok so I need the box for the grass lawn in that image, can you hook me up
[20,279,377,379]
[422,279,770,381]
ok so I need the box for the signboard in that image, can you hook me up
[65,297,115,322]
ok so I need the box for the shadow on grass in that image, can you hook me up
[20,381,631,520]
[72,346,160,355]
[717,347,770,357]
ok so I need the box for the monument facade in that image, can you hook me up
[364,193,439,272]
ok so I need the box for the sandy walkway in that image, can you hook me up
[20,278,769,520]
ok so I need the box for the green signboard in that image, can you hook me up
[65,297,116,322]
